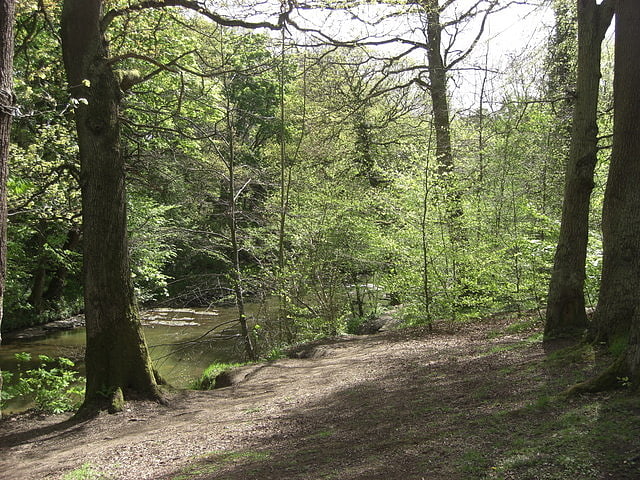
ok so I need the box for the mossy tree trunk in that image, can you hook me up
[591,0,640,349]
[61,0,163,412]
[544,0,614,340]
[0,0,16,418]
[571,1,640,394]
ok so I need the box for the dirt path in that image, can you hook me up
[1,315,639,480]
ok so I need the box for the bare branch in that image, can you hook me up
[102,0,290,31]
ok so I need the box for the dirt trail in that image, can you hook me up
[1,316,638,480]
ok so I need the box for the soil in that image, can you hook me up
[1,314,639,480]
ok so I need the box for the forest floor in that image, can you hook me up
[1,313,640,480]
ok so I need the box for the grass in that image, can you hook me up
[544,342,596,367]
[305,429,335,440]
[459,449,494,475]
[170,450,271,480]
[456,393,640,479]
[60,464,111,480]
[459,382,640,480]
[191,362,245,390]
[442,323,639,480]
[504,316,543,334]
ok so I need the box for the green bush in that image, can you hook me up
[345,315,368,334]
[192,362,244,390]
[11,353,85,414]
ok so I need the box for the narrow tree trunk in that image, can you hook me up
[544,0,614,340]
[61,0,162,412]
[224,84,256,362]
[592,0,640,347]
[276,29,294,343]
[0,0,16,419]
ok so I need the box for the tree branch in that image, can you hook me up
[102,0,290,32]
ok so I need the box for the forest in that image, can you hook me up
[0,0,640,479]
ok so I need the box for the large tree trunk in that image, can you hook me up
[568,0,640,391]
[544,0,614,340]
[0,0,16,419]
[592,0,640,348]
[61,0,162,412]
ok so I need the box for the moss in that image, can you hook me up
[565,356,628,395]
[192,362,244,390]
[108,387,125,413]
[545,342,595,367]
[608,335,629,357]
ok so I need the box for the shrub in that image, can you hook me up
[192,362,244,390]
[12,353,85,414]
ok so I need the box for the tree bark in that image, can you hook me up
[424,0,453,177]
[0,0,15,345]
[424,0,464,246]
[61,0,162,412]
[0,0,16,419]
[592,0,640,347]
[544,0,614,340]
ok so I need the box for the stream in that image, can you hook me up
[0,304,267,413]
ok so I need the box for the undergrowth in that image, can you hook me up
[191,362,245,390]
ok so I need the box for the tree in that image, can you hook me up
[591,0,640,347]
[544,0,614,340]
[423,0,453,178]
[2,1,84,328]
[570,0,640,392]
[0,0,16,418]
[60,0,163,412]
[0,0,15,344]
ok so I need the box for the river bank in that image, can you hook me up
[2,315,87,342]
[0,307,253,413]
[1,313,638,480]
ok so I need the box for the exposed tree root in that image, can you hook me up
[565,355,629,396]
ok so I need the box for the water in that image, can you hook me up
[0,305,265,413]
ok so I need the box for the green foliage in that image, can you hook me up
[9,353,85,414]
[192,362,244,390]
[0,370,15,409]
[2,2,613,359]
[60,464,112,480]
[262,346,285,362]
[345,315,368,334]
[128,194,177,302]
